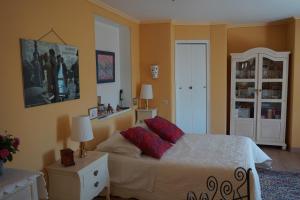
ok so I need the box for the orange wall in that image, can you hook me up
[139,23,174,121]
[175,25,210,39]
[228,24,289,53]
[0,0,140,170]
[287,19,300,149]
[140,24,228,133]
[174,25,228,133]
[210,25,228,133]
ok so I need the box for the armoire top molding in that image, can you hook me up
[231,47,290,59]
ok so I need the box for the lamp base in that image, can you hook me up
[79,142,87,158]
[144,99,149,110]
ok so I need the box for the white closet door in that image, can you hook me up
[176,44,193,133]
[191,44,207,133]
[175,43,207,134]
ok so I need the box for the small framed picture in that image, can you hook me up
[88,107,98,120]
[96,50,115,83]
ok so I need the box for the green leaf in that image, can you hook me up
[7,154,12,162]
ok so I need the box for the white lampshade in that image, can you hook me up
[140,84,153,100]
[71,116,94,142]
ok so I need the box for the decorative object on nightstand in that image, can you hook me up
[140,84,153,110]
[88,107,98,120]
[60,148,75,167]
[0,131,20,176]
[107,103,114,114]
[136,108,158,123]
[151,64,159,79]
[71,116,94,158]
[47,151,110,200]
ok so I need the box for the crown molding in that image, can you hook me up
[88,0,140,23]
[140,19,174,24]
[227,22,269,28]
[173,21,211,26]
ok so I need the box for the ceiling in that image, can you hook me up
[98,0,300,24]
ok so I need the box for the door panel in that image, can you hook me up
[257,54,286,144]
[191,44,207,133]
[175,43,207,134]
[230,56,258,140]
[176,44,193,133]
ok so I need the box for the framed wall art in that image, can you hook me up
[20,39,80,108]
[96,50,115,83]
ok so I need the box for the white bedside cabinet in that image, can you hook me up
[46,151,110,200]
[0,168,47,200]
[136,108,157,123]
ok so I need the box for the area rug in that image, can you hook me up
[258,169,300,200]
[96,169,300,200]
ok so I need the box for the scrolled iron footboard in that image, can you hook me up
[187,167,252,200]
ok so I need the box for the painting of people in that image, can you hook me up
[20,39,80,107]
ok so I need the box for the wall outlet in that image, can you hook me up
[162,100,169,105]
[132,98,138,106]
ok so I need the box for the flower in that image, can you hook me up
[13,138,20,149]
[0,149,10,159]
[0,133,20,163]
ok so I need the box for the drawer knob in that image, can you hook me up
[93,170,99,176]
[94,181,99,188]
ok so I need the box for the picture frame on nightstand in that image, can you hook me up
[88,107,98,120]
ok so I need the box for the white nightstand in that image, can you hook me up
[136,108,157,123]
[46,151,110,200]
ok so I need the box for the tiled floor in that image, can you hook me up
[261,146,300,172]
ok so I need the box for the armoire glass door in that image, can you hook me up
[256,54,286,145]
[235,58,256,120]
[260,57,284,120]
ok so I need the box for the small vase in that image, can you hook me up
[0,161,3,176]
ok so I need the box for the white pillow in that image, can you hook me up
[134,122,150,130]
[96,131,142,158]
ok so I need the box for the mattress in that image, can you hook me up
[99,134,271,200]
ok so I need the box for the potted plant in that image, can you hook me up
[0,131,20,175]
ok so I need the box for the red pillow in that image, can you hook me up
[120,127,172,159]
[144,116,184,143]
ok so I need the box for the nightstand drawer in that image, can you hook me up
[82,154,109,199]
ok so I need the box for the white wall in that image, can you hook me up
[119,25,132,107]
[95,20,120,109]
[94,17,132,110]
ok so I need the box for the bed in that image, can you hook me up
[97,133,271,200]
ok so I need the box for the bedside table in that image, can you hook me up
[0,168,47,200]
[136,108,157,123]
[47,151,110,200]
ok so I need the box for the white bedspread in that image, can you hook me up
[103,134,271,200]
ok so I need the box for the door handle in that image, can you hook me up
[94,181,99,188]
[189,86,193,90]
[93,170,99,176]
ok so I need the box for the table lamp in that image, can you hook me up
[140,84,153,110]
[71,115,94,158]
